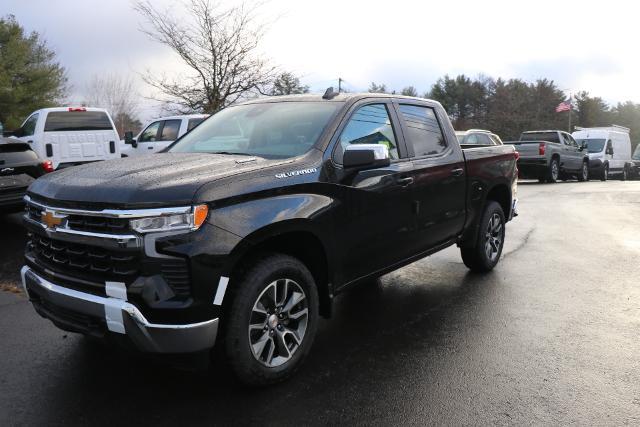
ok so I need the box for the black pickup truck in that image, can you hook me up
[0,138,52,213]
[20,93,518,385]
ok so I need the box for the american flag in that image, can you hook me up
[555,101,571,113]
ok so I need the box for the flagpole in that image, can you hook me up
[568,92,572,132]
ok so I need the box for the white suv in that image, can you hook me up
[121,114,209,157]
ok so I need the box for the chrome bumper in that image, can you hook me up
[21,266,218,354]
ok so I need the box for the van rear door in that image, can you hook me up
[42,110,119,168]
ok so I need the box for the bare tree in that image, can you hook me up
[401,86,418,97]
[84,73,140,136]
[134,0,276,114]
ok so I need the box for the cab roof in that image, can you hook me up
[241,92,441,105]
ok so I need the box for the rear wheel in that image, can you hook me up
[546,158,559,183]
[577,161,589,182]
[224,253,319,386]
[621,167,628,181]
[461,201,506,273]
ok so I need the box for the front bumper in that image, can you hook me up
[21,266,219,353]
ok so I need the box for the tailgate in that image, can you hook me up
[504,141,542,158]
[43,130,119,163]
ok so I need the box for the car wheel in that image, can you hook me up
[224,253,319,386]
[538,177,546,183]
[461,201,506,273]
[601,164,609,181]
[621,167,628,181]
[577,161,589,182]
[547,158,559,183]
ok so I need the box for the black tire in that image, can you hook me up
[600,164,609,181]
[621,167,628,181]
[538,177,546,183]
[224,253,319,386]
[461,201,506,273]
[546,158,559,183]
[577,161,589,182]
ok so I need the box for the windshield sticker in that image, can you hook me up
[275,168,317,179]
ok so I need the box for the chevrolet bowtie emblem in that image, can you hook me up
[41,210,66,229]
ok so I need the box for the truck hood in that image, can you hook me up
[28,153,286,207]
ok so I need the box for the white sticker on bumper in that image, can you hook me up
[213,276,229,306]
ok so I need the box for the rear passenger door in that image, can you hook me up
[155,119,181,152]
[393,102,467,251]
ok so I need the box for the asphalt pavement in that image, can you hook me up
[1,181,639,425]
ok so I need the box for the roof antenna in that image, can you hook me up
[322,86,338,100]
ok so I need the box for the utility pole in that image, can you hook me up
[338,78,342,93]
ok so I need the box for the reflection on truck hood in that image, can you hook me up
[28,153,281,207]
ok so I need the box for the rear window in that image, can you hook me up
[44,111,114,132]
[521,132,560,143]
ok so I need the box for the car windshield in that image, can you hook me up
[575,138,606,153]
[633,144,640,160]
[169,102,341,159]
[521,132,560,143]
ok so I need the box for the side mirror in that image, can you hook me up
[124,131,137,148]
[343,144,391,170]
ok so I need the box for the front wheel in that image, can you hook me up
[577,161,589,182]
[621,167,628,181]
[224,253,319,386]
[601,164,609,181]
[461,201,506,272]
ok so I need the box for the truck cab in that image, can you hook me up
[120,114,208,157]
[7,107,120,170]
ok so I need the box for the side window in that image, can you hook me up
[138,121,161,142]
[398,104,447,157]
[489,134,502,145]
[335,104,398,163]
[160,120,181,141]
[187,118,205,132]
[565,134,578,147]
[22,113,39,137]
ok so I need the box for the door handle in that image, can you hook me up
[451,167,464,176]
[397,177,414,187]
[148,146,154,150]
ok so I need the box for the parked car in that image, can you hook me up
[505,130,589,183]
[120,114,209,157]
[456,129,503,145]
[0,138,52,213]
[572,125,633,181]
[4,107,120,170]
[20,92,518,386]
[629,144,640,179]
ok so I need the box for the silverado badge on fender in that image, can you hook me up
[275,168,317,179]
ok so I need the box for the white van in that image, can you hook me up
[120,114,208,157]
[8,107,120,169]
[572,125,633,180]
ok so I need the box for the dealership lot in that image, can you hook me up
[1,181,639,425]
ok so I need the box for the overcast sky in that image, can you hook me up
[4,0,640,121]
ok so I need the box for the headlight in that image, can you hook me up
[130,205,209,234]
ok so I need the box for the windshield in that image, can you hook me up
[521,132,560,143]
[633,144,640,160]
[575,138,606,153]
[169,102,341,159]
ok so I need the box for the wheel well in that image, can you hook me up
[486,184,511,219]
[231,231,332,318]
[551,153,560,161]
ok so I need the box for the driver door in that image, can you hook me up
[332,101,416,285]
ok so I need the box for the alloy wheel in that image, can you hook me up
[484,213,503,262]
[551,162,559,181]
[248,278,309,367]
